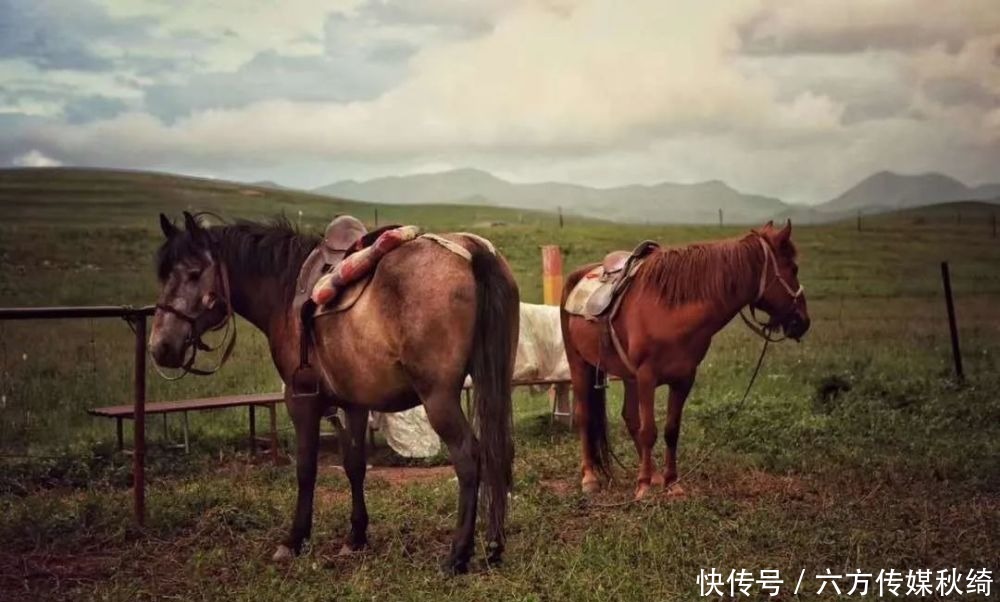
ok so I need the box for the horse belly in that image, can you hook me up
[566,316,635,378]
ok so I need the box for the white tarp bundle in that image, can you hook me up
[369,406,441,458]
[511,302,570,383]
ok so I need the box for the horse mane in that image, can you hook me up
[634,233,768,307]
[155,216,319,300]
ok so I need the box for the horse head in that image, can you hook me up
[753,220,810,341]
[149,211,232,369]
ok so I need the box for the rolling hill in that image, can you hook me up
[815,171,1000,213]
[0,167,568,230]
[315,168,790,224]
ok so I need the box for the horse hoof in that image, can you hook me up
[485,542,504,568]
[272,544,295,562]
[633,482,651,501]
[441,558,469,576]
[581,478,601,494]
[665,482,686,498]
[337,542,367,557]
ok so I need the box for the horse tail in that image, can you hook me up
[560,265,612,478]
[468,243,518,551]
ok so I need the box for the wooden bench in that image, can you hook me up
[88,393,283,462]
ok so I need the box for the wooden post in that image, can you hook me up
[549,383,572,427]
[374,208,379,228]
[940,262,964,381]
[132,314,146,526]
[558,206,564,228]
[541,246,571,424]
[269,402,279,465]
[718,208,723,227]
[541,245,563,306]
[249,404,257,456]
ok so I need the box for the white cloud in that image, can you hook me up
[28,1,842,159]
[12,150,63,167]
[2,0,998,203]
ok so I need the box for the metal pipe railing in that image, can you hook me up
[0,304,155,525]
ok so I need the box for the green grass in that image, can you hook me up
[1,169,998,600]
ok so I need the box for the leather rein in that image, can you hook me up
[739,235,804,343]
[152,260,238,380]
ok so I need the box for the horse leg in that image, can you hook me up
[621,379,641,456]
[663,378,693,497]
[634,370,658,501]
[423,393,480,574]
[570,362,601,493]
[273,399,324,561]
[339,405,370,554]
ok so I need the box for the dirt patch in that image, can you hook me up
[703,468,812,503]
[368,466,454,487]
[318,464,454,487]
[0,550,115,602]
[540,479,576,496]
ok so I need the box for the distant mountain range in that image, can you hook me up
[316,168,787,224]
[314,168,1000,224]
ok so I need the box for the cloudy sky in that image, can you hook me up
[1,0,998,204]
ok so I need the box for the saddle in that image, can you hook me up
[564,240,659,319]
[290,215,369,401]
[293,215,369,319]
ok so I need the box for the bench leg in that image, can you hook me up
[116,418,124,451]
[551,383,573,426]
[249,404,257,457]
[268,402,279,465]
[182,411,190,454]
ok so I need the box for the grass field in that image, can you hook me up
[1,169,998,600]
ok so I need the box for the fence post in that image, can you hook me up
[541,245,571,424]
[718,208,723,227]
[541,245,563,306]
[940,262,964,382]
[374,208,379,228]
[132,313,147,526]
[558,206,564,228]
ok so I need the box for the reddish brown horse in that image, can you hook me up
[561,221,810,499]
[149,213,518,573]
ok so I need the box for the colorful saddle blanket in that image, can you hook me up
[311,225,422,309]
[564,241,659,318]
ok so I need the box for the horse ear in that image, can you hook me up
[776,219,792,242]
[159,213,178,238]
[764,220,775,231]
[182,211,199,233]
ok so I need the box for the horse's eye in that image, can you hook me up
[187,270,202,282]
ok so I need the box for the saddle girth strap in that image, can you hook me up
[605,283,638,376]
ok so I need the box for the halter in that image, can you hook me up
[740,234,804,342]
[152,259,238,380]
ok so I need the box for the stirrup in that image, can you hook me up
[593,367,608,390]
[290,365,320,401]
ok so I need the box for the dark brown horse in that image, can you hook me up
[560,221,810,500]
[149,212,518,573]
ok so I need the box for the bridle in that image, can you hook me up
[739,234,805,342]
[152,259,238,380]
